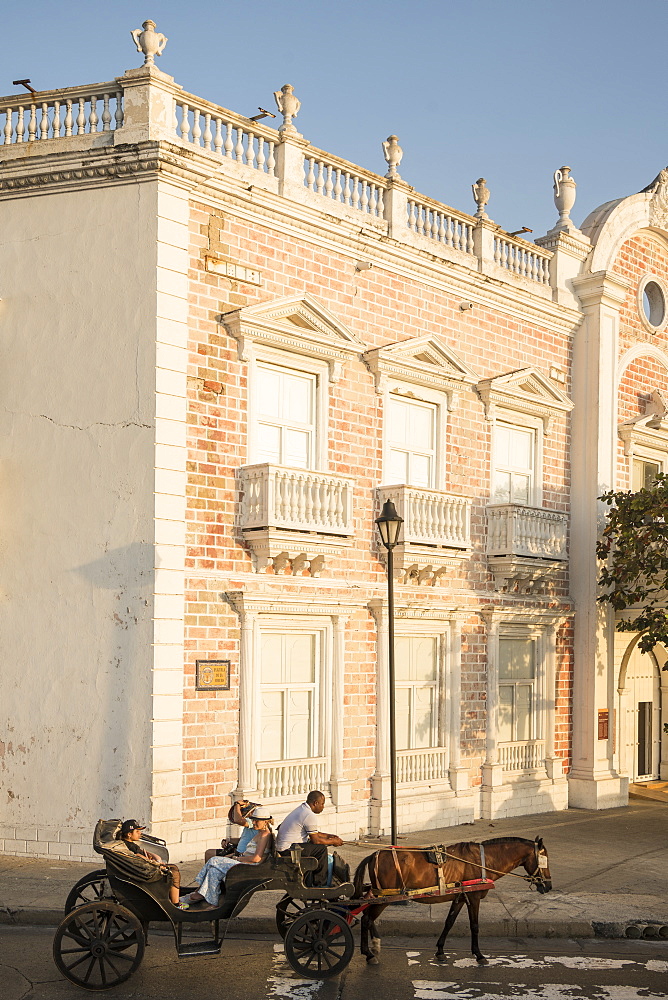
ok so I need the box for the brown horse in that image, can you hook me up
[353,836,552,966]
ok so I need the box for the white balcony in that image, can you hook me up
[397,747,449,784]
[378,485,471,585]
[486,503,568,593]
[256,758,329,799]
[240,464,354,573]
[499,741,545,773]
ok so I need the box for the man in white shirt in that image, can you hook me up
[276,790,343,886]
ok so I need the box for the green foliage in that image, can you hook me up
[597,474,668,655]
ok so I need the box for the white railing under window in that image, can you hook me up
[499,741,545,772]
[1,85,123,143]
[486,504,567,560]
[240,464,354,535]
[256,758,328,798]
[397,747,449,784]
[380,486,471,549]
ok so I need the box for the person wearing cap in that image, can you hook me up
[116,819,183,907]
[181,807,274,909]
[275,790,342,887]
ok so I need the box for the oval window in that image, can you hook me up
[638,276,668,334]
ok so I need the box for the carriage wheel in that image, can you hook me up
[284,908,354,979]
[275,895,309,938]
[64,870,113,914]
[53,901,145,991]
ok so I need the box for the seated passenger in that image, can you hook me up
[203,799,259,863]
[181,808,274,909]
[275,790,343,887]
[116,819,183,907]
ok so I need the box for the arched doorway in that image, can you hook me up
[619,642,662,781]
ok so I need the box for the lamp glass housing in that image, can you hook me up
[376,499,404,549]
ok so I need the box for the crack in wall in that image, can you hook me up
[3,408,152,431]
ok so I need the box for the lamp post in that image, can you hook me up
[375,498,403,846]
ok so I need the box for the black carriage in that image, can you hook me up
[53,819,358,989]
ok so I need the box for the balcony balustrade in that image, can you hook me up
[378,485,471,585]
[240,464,354,574]
[498,741,545,772]
[256,757,328,799]
[486,503,567,593]
[396,746,449,784]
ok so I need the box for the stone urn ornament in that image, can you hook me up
[274,84,301,135]
[472,177,490,219]
[131,19,168,66]
[382,135,403,178]
[553,166,577,231]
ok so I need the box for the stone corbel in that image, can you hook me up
[328,358,344,383]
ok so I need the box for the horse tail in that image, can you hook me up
[353,852,377,897]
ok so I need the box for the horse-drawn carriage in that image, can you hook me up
[53,821,551,989]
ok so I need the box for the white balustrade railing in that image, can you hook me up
[257,758,328,798]
[380,486,471,549]
[407,197,476,254]
[486,504,567,560]
[493,235,551,284]
[1,85,123,144]
[240,464,354,535]
[174,95,277,174]
[397,747,449,784]
[499,741,545,772]
[304,150,386,217]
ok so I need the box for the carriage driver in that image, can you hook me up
[116,819,183,907]
[275,790,343,886]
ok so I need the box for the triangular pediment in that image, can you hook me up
[477,367,573,434]
[222,295,364,380]
[364,335,479,395]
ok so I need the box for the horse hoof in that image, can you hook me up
[476,957,488,966]
[434,954,448,964]
[366,956,380,966]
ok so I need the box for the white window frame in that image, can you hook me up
[258,629,324,762]
[381,379,448,488]
[497,625,546,748]
[630,443,666,490]
[395,632,445,751]
[248,346,329,471]
[490,407,544,507]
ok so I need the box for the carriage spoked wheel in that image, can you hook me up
[64,870,114,914]
[283,907,355,979]
[275,895,309,938]
[53,900,145,990]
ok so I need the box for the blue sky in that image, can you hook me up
[3,1,666,237]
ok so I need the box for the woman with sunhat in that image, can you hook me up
[181,807,274,909]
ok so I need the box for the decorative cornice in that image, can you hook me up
[571,270,631,310]
[476,367,573,433]
[224,591,363,616]
[223,294,364,380]
[364,334,479,399]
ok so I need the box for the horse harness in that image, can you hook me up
[371,841,545,898]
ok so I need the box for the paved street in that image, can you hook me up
[1,927,666,1000]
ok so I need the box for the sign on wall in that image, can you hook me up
[196,659,231,691]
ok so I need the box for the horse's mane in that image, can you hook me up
[481,836,534,847]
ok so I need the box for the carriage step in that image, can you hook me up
[177,940,222,957]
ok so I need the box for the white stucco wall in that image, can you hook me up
[0,180,159,856]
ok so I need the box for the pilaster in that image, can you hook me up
[115,65,182,145]
[535,229,591,308]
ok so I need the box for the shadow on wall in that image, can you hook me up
[71,541,155,824]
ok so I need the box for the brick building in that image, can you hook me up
[1,30,666,860]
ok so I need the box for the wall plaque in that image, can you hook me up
[597,709,609,740]
[196,659,231,691]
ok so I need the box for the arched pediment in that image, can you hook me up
[582,169,668,273]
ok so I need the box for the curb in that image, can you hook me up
[0,906,596,938]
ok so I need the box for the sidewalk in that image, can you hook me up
[1,799,666,940]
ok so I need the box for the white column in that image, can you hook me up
[369,599,390,836]
[481,614,503,816]
[330,614,352,805]
[448,616,468,792]
[544,623,563,780]
[569,272,630,809]
[236,606,258,797]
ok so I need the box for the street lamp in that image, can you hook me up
[375,498,404,846]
